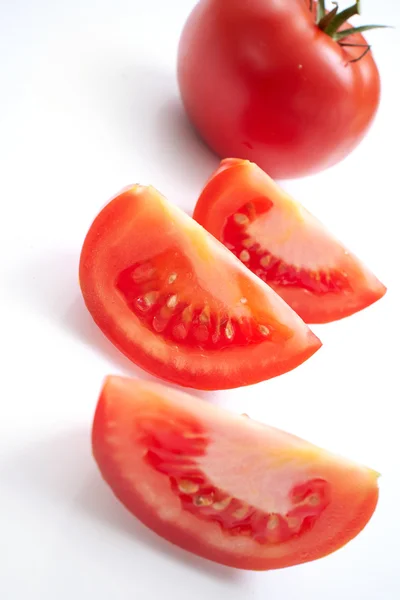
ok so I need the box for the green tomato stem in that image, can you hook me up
[317,0,326,23]
[323,1,360,36]
[318,4,339,32]
[312,0,388,56]
[333,24,391,42]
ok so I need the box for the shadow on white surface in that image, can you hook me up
[152,96,219,209]
[74,55,220,209]
[77,475,242,582]
[9,249,140,374]
[11,248,219,400]
[3,429,243,583]
[64,293,216,400]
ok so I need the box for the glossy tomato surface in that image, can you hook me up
[193,159,386,324]
[79,185,320,390]
[93,376,379,570]
[178,0,381,179]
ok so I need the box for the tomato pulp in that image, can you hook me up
[79,185,321,390]
[178,0,381,179]
[93,376,379,570]
[193,159,386,324]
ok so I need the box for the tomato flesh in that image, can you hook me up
[116,255,291,351]
[223,205,350,296]
[144,423,330,545]
[193,159,386,324]
[93,376,379,570]
[80,185,321,389]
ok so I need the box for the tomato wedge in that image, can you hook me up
[193,159,386,324]
[79,185,321,390]
[93,376,379,571]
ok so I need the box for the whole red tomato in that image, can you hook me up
[177,0,382,179]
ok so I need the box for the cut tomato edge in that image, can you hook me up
[193,160,387,325]
[92,377,379,571]
[91,462,379,570]
[271,283,387,324]
[79,186,322,389]
[80,295,322,390]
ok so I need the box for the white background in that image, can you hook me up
[1,0,399,598]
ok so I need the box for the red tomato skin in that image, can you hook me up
[93,376,380,571]
[178,0,381,179]
[193,159,387,324]
[79,186,321,391]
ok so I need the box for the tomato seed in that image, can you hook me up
[194,494,214,507]
[308,494,320,506]
[232,505,249,520]
[259,325,270,337]
[152,313,170,333]
[181,305,194,323]
[172,323,189,340]
[239,250,250,262]
[267,514,280,530]
[233,213,249,226]
[135,292,158,312]
[242,238,254,249]
[178,480,200,494]
[131,263,156,283]
[168,272,177,284]
[225,320,234,340]
[166,294,178,309]
[213,497,232,511]
[260,255,272,268]
[199,305,211,324]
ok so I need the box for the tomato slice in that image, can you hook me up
[93,376,379,570]
[79,185,321,390]
[193,159,386,324]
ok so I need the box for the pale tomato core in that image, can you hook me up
[139,411,330,545]
[222,200,351,295]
